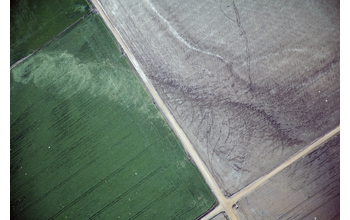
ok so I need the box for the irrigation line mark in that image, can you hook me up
[10,11,92,70]
[90,0,238,219]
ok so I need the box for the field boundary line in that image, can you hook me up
[227,125,340,205]
[198,205,223,220]
[10,11,92,70]
[89,0,238,219]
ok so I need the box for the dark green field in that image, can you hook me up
[10,0,89,65]
[10,13,215,219]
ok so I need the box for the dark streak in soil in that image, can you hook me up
[220,0,252,87]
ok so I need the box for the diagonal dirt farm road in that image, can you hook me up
[90,0,238,219]
[89,1,340,219]
[201,125,340,219]
[227,125,340,206]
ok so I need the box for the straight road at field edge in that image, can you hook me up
[89,0,238,219]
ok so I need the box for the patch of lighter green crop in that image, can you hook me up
[149,108,165,121]
[12,52,135,102]
[177,159,186,168]
[73,4,86,13]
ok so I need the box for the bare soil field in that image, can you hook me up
[233,134,340,219]
[211,212,229,220]
[97,0,339,198]
[227,126,339,206]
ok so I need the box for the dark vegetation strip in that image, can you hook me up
[11,88,134,195]
[171,206,198,220]
[49,161,159,220]
[10,131,134,219]
[89,168,177,219]
[11,121,133,196]
[129,185,179,220]
[10,112,32,157]
[10,11,93,70]
[11,135,85,196]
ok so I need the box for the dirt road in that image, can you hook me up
[90,0,238,219]
[88,1,340,219]
[227,125,340,205]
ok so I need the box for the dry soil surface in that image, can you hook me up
[96,0,339,197]
[211,212,229,220]
[234,134,340,219]
[227,126,339,205]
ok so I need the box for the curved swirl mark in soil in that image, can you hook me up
[145,0,226,62]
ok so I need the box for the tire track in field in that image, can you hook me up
[49,163,162,220]
[11,131,134,219]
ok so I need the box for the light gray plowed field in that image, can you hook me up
[234,134,340,219]
[97,0,339,197]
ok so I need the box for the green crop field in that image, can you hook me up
[10,0,90,65]
[10,13,215,219]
